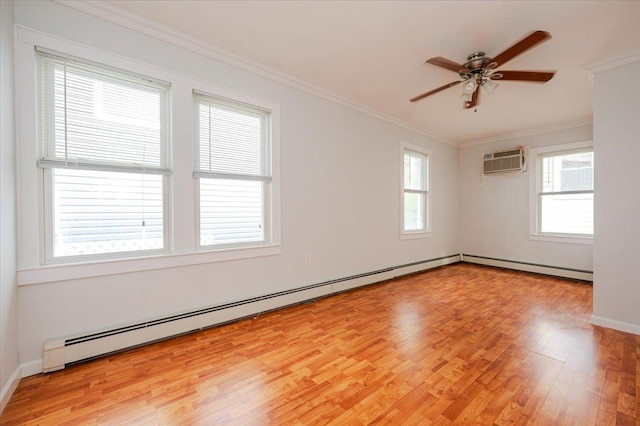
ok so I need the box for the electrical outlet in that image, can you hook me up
[305,253,311,266]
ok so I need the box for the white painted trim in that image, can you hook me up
[0,366,21,414]
[459,119,592,148]
[400,232,431,241]
[584,48,640,76]
[463,255,593,282]
[528,234,593,245]
[16,27,284,285]
[528,140,593,240]
[400,142,432,236]
[17,245,281,286]
[20,359,43,378]
[393,255,460,277]
[590,315,640,336]
[53,0,453,147]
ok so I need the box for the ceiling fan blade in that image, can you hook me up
[464,86,479,109]
[492,70,555,82]
[426,57,466,73]
[410,80,461,102]
[490,30,551,69]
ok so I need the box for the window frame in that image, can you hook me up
[16,29,281,285]
[400,142,431,239]
[37,48,172,264]
[529,140,594,245]
[193,90,276,252]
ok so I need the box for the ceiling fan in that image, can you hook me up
[410,30,555,110]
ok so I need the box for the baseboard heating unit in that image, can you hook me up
[462,254,593,282]
[43,254,460,373]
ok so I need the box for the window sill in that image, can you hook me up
[529,234,593,245]
[400,231,431,240]
[17,244,281,286]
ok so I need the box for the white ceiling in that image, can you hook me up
[104,0,640,145]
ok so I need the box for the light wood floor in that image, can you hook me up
[2,263,638,425]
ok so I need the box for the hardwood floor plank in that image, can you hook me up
[2,264,638,425]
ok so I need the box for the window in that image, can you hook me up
[531,143,594,239]
[194,91,272,249]
[38,50,170,261]
[402,144,430,237]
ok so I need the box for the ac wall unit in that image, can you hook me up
[482,147,526,175]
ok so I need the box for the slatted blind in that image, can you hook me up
[194,91,271,247]
[37,49,170,259]
[194,92,271,180]
[38,49,170,172]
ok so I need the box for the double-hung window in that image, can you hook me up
[402,144,430,237]
[38,50,170,262]
[194,91,272,249]
[533,145,594,238]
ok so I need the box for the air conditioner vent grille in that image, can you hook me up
[483,148,525,175]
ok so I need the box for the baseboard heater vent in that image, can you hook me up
[43,254,460,373]
[462,254,593,282]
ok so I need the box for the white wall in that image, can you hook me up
[458,124,593,271]
[0,0,19,410]
[14,1,459,368]
[591,59,640,334]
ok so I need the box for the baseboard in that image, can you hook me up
[462,254,593,281]
[393,255,460,278]
[0,366,21,414]
[590,315,640,336]
[34,255,460,376]
[21,359,43,378]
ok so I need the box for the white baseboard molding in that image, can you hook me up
[393,255,460,278]
[462,254,593,282]
[0,366,21,414]
[590,315,640,336]
[36,254,460,376]
[21,359,43,378]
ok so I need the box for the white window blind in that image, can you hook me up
[38,49,170,172]
[38,49,170,260]
[194,92,271,179]
[194,91,272,248]
[538,149,593,236]
[403,149,429,232]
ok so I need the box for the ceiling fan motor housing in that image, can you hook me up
[460,52,493,80]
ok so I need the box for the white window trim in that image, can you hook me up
[37,49,173,263]
[528,140,593,245]
[16,27,281,285]
[400,141,431,240]
[192,89,276,251]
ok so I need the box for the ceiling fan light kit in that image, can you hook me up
[481,78,498,95]
[411,30,556,110]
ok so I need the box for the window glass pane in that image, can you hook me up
[404,192,425,231]
[542,151,593,193]
[200,178,265,246]
[52,169,164,257]
[404,151,426,191]
[540,193,593,235]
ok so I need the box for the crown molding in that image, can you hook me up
[54,0,454,147]
[584,48,640,76]
[458,118,593,148]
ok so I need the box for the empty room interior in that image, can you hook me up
[1,0,640,424]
